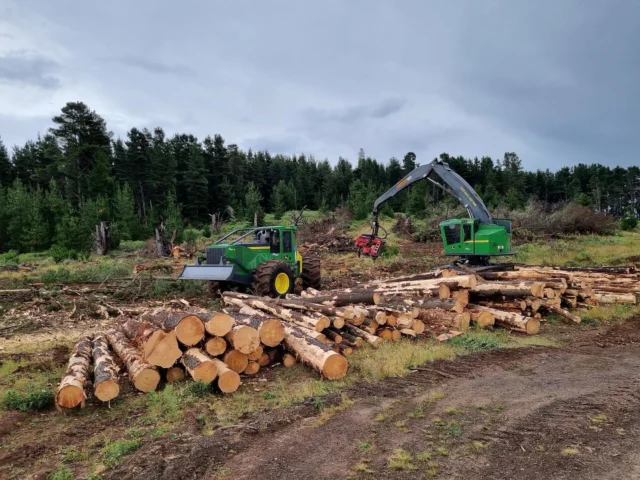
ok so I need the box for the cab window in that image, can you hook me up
[463,224,472,242]
[444,224,461,245]
[282,231,292,252]
[270,230,280,254]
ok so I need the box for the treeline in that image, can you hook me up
[0,101,638,253]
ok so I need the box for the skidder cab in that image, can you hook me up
[178,225,321,297]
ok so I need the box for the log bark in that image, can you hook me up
[283,326,348,379]
[468,305,540,334]
[166,366,185,383]
[106,329,160,392]
[93,221,110,255]
[223,350,249,373]
[593,293,637,304]
[381,296,465,314]
[222,293,329,332]
[364,274,478,291]
[335,329,364,347]
[224,324,261,354]
[120,318,182,368]
[211,358,241,393]
[181,349,218,383]
[245,294,356,321]
[544,304,581,324]
[475,299,527,311]
[369,271,442,284]
[204,337,227,357]
[144,311,206,346]
[297,289,381,306]
[92,333,120,402]
[417,309,470,332]
[471,281,544,298]
[56,336,93,409]
[323,329,343,344]
[343,324,384,347]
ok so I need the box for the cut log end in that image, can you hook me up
[211,358,241,393]
[322,353,348,380]
[526,318,541,335]
[182,349,218,383]
[205,312,236,337]
[166,366,186,383]
[205,337,227,357]
[133,369,161,392]
[244,361,260,375]
[282,352,296,367]
[175,315,206,346]
[258,319,286,347]
[225,325,261,355]
[94,380,120,402]
[56,386,85,409]
[223,350,249,373]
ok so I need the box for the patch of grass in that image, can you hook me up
[357,441,372,452]
[374,412,386,422]
[62,446,90,463]
[443,406,460,415]
[394,419,410,432]
[561,447,579,456]
[469,440,486,451]
[387,449,417,471]
[436,446,449,456]
[449,331,503,352]
[143,384,182,424]
[588,413,607,424]
[350,340,456,381]
[314,395,355,426]
[117,240,145,252]
[312,395,326,410]
[183,381,212,398]
[416,451,432,462]
[442,420,463,437]
[40,261,133,284]
[49,465,74,480]
[353,462,375,474]
[212,466,231,479]
[581,304,639,325]
[2,388,54,411]
[101,439,143,467]
[408,404,425,418]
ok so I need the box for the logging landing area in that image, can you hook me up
[1,314,639,479]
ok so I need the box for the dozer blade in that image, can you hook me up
[177,264,234,281]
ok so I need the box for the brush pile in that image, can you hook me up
[55,264,638,409]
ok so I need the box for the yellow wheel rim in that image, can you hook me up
[274,272,290,295]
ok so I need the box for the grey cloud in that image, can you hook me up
[0,52,60,89]
[301,98,406,125]
[106,56,196,77]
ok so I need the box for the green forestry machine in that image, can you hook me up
[355,159,513,265]
[178,225,321,297]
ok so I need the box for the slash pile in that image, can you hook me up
[54,264,638,409]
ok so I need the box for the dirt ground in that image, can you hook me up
[6,316,627,480]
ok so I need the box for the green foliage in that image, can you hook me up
[348,180,378,220]
[101,439,143,467]
[183,228,201,244]
[49,245,78,263]
[2,389,54,411]
[144,384,182,422]
[183,380,212,398]
[112,184,140,240]
[271,180,290,220]
[49,465,74,480]
[0,249,19,265]
[449,332,502,352]
[118,240,145,252]
[620,207,638,231]
[244,182,265,225]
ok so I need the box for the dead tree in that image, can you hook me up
[154,218,171,257]
[93,222,110,255]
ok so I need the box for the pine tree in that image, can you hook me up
[244,182,264,225]
[5,180,47,251]
[271,180,289,220]
[180,143,209,222]
[162,193,183,244]
[113,184,140,240]
[0,136,15,187]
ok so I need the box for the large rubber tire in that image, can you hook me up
[252,260,295,298]
[301,255,322,289]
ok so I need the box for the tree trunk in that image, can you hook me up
[417,309,470,332]
[56,336,93,409]
[283,326,348,379]
[211,358,241,393]
[143,311,206,346]
[544,304,582,323]
[468,310,495,328]
[223,350,249,373]
[471,281,545,298]
[222,293,329,332]
[93,221,109,256]
[335,328,364,347]
[299,289,381,306]
[227,305,286,347]
[166,366,185,383]
[181,349,218,383]
[250,294,356,322]
[363,274,478,291]
[154,218,170,257]
[380,296,465,314]
[204,337,227,357]
[92,333,119,402]
[121,318,182,368]
[468,305,540,334]
[593,293,637,304]
[106,329,160,392]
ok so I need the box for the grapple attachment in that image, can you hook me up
[354,233,386,258]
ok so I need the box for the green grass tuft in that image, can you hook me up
[101,439,143,467]
[449,332,502,352]
[49,465,74,480]
[2,389,54,411]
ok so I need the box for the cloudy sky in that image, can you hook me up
[1,0,639,170]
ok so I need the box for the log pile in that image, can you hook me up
[55,264,638,408]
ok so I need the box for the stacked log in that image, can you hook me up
[55,336,93,409]
[92,334,120,402]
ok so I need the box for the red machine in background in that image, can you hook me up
[354,231,387,258]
